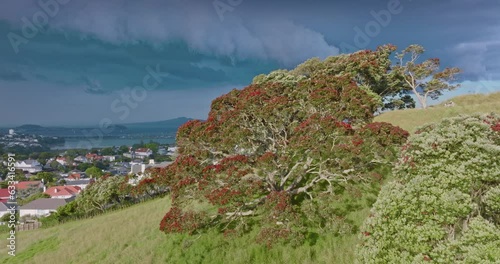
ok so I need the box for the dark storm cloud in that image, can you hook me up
[0,69,26,81]
[0,0,499,125]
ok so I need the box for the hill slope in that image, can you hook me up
[374,92,500,132]
[1,196,366,264]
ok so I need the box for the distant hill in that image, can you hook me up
[9,117,194,137]
[123,117,193,129]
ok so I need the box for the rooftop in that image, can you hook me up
[20,198,68,210]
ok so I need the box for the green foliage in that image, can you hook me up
[75,176,130,215]
[85,166,103,178]
[100,147,115,156]
[77,162,92,172]
[357,114,500,263]
[34,172,56,184]
[18,192,50,206]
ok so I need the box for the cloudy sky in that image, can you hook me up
[0,0,499,126]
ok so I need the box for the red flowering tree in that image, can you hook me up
[152,45,410,246]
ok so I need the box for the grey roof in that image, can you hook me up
[0,203,9,212]
[66,179,92,185]
[149,161,173,168]
[20,198,68,210]
[22,159,38,165]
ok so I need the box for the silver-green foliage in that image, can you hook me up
[357,114,500,263]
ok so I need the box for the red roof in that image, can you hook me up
[15,181,42,190]
[0,189,10,199]
[135,148,151,153]
[56,157,66,160]
[44,186,81,197]
[68,173,81,180]
[86,153,103,160]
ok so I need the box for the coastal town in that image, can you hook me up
[0,129,177,224]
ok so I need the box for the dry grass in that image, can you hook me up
[375,92,500,133]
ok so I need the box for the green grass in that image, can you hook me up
[0,196,366,264]
[375,92,500,133]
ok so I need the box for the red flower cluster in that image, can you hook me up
[491,122,500,132]
[205,187,241,206]
[359,122,409,146]
[159,207,205,234]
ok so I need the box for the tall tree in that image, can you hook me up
[394,44,461,109]
[140,51,411,246]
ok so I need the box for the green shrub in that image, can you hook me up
[357,114,500,263]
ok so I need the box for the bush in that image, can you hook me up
[357,114,500,263]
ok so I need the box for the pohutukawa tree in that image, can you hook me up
[394,44,461,109]
[139,45,410,246]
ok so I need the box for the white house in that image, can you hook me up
[14,160,42,173]
[8,129,15,135]
[130,162,146,175]
[56,157,67,166]
[167,147,178,154]
[19,198,68,217]
[65,179,93,190]
[103,155,116,162]
[134,148,153,159]
[128,161,173,185]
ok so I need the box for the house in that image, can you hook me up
[19,198,69,217]
[110,166,129,176]
[67,173,82,181]
[65,178,93,190]
[44,186,81,199]
[85,153,103,161]
[128,161,173,185]
[134,148,153,159]
[74,156,89,163]
[158,148,167,155]
[14,160,42,173]
[167,146,178,154]
[15,181,44,191]
[103,155,116,162]
[56,157,67,166]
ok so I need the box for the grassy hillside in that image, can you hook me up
[0,196,368,264]
[2,92,498,264]
[375,92,500,132]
